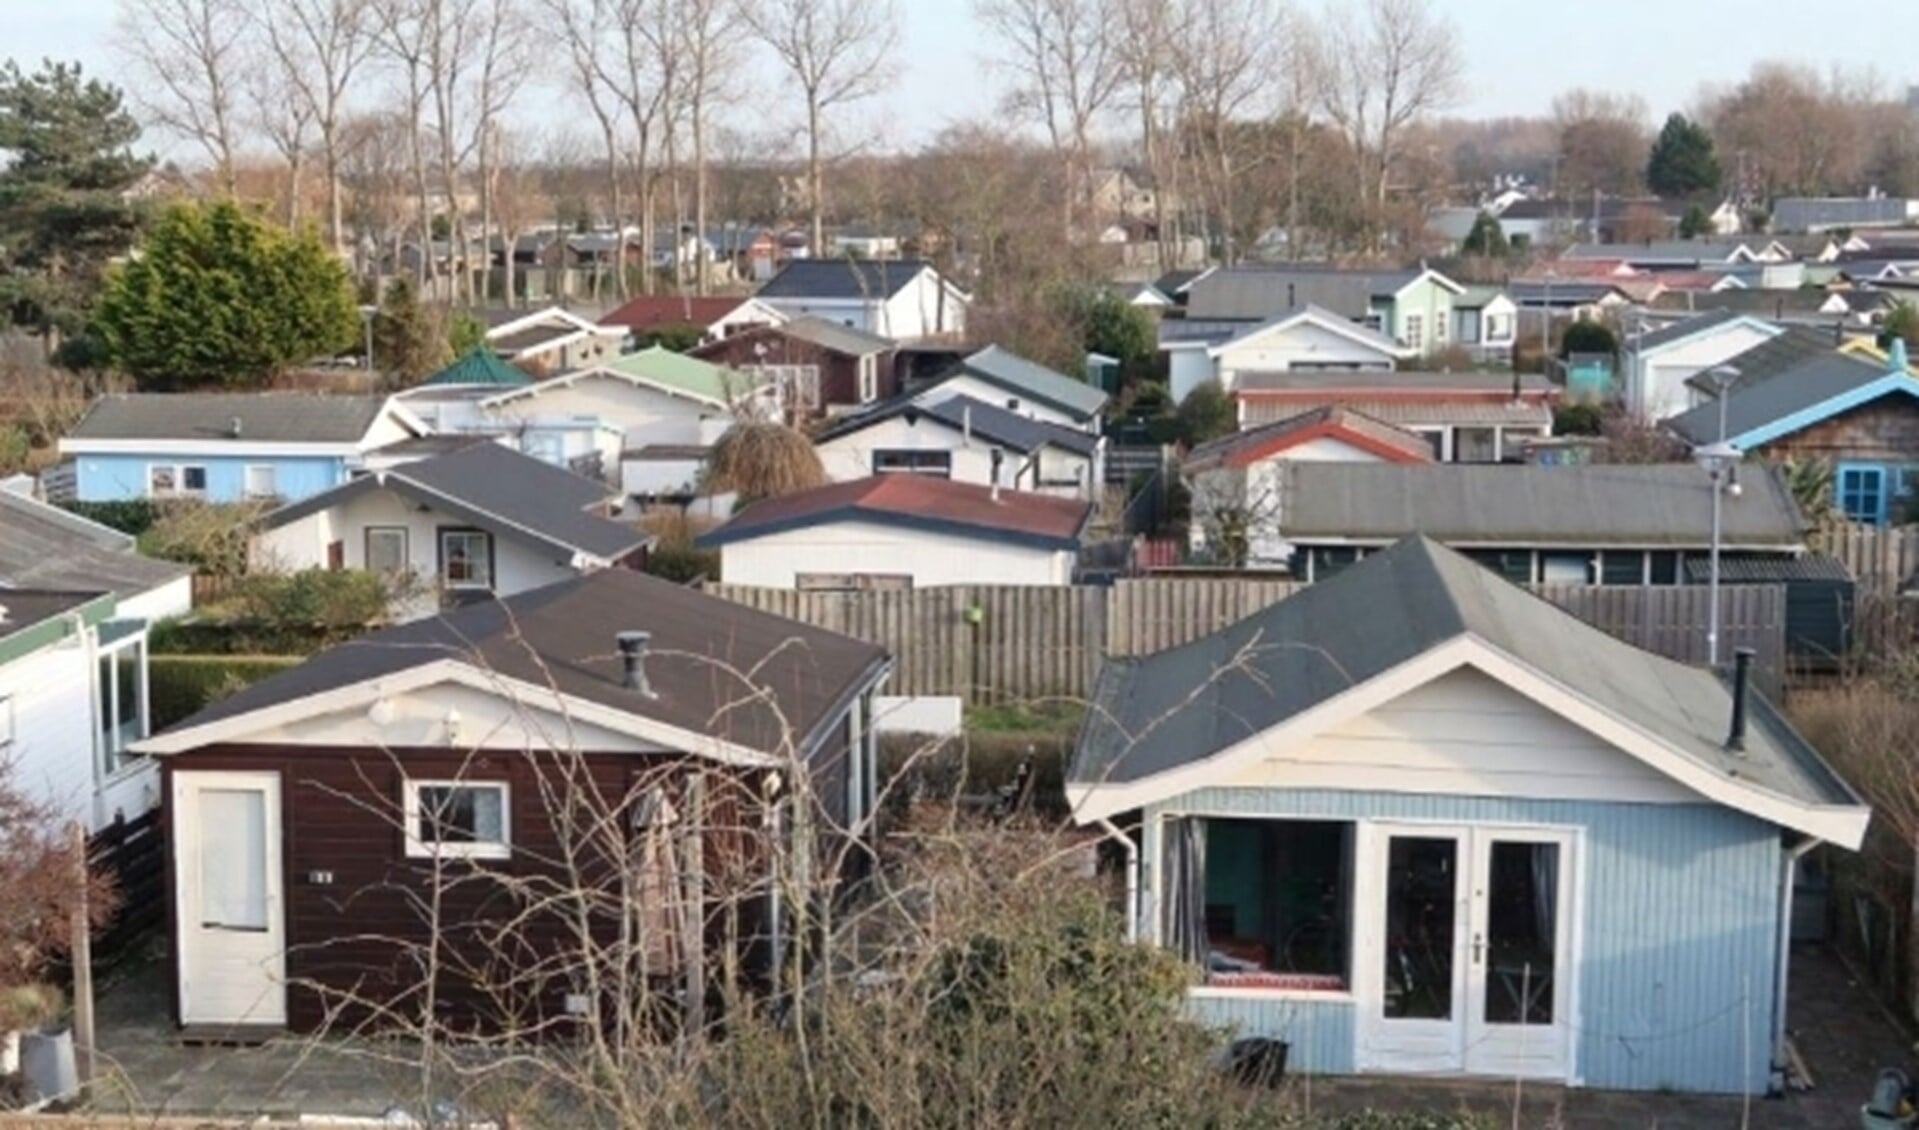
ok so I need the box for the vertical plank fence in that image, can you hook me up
[706,579,1786,706]
[1821,521,1919,599]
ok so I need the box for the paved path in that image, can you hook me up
[79,943,1916,1125]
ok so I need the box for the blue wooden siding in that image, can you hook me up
[74,454,350,503]
[1145,788,1781,1095]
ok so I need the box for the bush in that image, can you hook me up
[60,498,159,536]
[149,654,303,730]
[880,729,1071,816]
[644,543,719,583]
[220,568,391,628]
[139,499,266,574]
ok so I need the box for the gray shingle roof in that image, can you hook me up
[817,392,1099,456]
[779,315,896,355]
[756,259,937,301]
[0,490,191,601]
[67,394,392,444]
[1773,197,1910,233]
[1279,463,1806,548]
[1632,308,1767,354]
[158,569,891,761]
[954,345,1109,419]
[1184,265,1424,321]
[1666,353,1898,445]
[1069,537,1861,822]
[262,443,650,561]
[1680,325,1844,397]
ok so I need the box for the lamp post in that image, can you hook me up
[357,304,378,374]
[1694,364,1742,667]
[1539,270,1555,375]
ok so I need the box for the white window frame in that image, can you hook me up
[1404,313,1425,351]
[440,529,493,591]
[96,637,149,780]
[403,779,511,860]
[858,355,878,403]
[242,464,278,500]
[365,526,410,576]
[148,463,209,498]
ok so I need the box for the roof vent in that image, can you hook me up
[1890,337,1910,375]
[228,416,243,439]
[1725,647,1755,754]
[616,630,656,698]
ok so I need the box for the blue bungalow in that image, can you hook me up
[59,393,425,504]
[1068,538,1868,1095]
[1668,339,1919,526]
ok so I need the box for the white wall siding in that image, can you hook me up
[1168,350,1216,404]
[1223,670,1703,804]
[1631,325,1776,421]
[816,417,1003,485]
[490,374,729,447]
[1216,322,1397,386]
[237,681,662,752]
[0,632,155,832]
[718,519,1071,587]
[914,375,1087,430]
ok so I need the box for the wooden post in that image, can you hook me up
[680,774,706,1041]
[66,821,94,1087]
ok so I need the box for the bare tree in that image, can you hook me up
[260,0,378,255]
[374,0,441,286]
[114,0,250,196]
[975,0,1124,233]
[743,0,899,256]
[1111,0,1181,269]
[1310,0,1462,246]
[248,62,319,227]
[1551,88,1648,201]
[677,0,744,295]
[1168,0,1284,265]
[464,0,532,305]
[488,127,550,307]
[546,0,631,299]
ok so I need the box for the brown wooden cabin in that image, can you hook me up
[137,570,891,1036]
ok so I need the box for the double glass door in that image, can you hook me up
[1361,824,1575,1080]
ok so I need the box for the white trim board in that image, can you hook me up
[1069,637,1868,846]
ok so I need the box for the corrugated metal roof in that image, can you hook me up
[1240,397,1553,428]
[779,315,895,355]
[1683,555,1851,582]
[68,394,391,444]
[1279,463,1806,547]
[1069,537,1860,820]
[1236,370,1555,394]
[420,349,532,388]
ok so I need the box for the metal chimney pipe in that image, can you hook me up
[1725,647,1754,753]
[990,448,1003,501]
[616,630,655,697]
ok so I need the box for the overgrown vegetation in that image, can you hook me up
[704,421,827,505]
[147,653,305,729]
[136,499,269,575]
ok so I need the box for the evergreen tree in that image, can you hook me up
[1646,114,1723,197]
[1678,203,1712,239]
[1460,211,1510,258]
[95,201,359,389]
[0,60,151,361]
[372,276,453,383]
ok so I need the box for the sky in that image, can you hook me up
[14,1,1919,154]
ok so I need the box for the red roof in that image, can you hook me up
[1185,406,1435,470]
[598,295,751,332]
[699,476,1092,551]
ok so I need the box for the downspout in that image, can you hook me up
[1770,834,1820,1094]
[1095,816,1141,942]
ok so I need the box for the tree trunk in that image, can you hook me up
[693,95,709,297]
[807,95,824,257]
[324,126,345,262]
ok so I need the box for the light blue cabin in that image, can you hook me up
[1070,538,1868,1096]
[59,393,422,504]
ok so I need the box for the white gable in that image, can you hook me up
[1222,668,1702,805]
[1214,319,1401,382]
[229,679,664,753]
[490,371,729,446]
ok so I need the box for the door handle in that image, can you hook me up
[1471,933,1484,965]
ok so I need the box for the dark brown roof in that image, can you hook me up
[161,570,891,760]
[598,295,754,332]
[698,475,1092,552]
[1185,406,1435,470]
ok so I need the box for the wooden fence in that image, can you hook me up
[87,809,166,962]
[1821,521,1919,598]
[708,579,1788,705]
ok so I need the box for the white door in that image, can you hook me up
[1358,824,1577,1081]
[174,771,286,1026]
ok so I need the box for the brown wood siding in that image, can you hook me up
[694,329,899,413]
[1760,396,1919,465]
[162,745,771,1035]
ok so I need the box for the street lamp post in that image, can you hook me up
[1695,364,1742,667]
[358,304,378,375]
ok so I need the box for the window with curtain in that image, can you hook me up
[1191,818,1355,992]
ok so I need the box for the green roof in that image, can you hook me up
[603,346,763,405]
[421,349,533,388]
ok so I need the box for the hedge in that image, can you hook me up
[148,619,364,656]
[60,499,160,537]
[880,730,1072,817]
[149,654,304,730]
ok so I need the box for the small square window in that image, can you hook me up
[405,781,510,860]
[181,466,208,493]
[441,530,493,589]
[243,465,277,499]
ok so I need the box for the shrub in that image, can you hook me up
[644,543,719,584]
[60,498,159,536]
[880,729,1071,816]
[221,568,391,628]
[148,654,303,729]
[138,499,267,574]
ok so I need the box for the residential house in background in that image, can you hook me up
[1273,463,1808,583]
[692,316,900,418]
[1233,371,1557,463]
[136,570,892,1031]
[1667,345,1919,525]
[699,475,1091,589]
[1183,264,1467,355]
[1647,288,1886,329]
[1184,406,1434,567]
[483,306,626,375]
[1771,196,1916,234]
[1068,536,1866,1095]
[1621,309,1785,421]
[813,392,1105,501]
[754,259,970,341]
[1160,306,1412,403]
[829,225,902,259]
[1450,286,1519,363]
[253,443,650,613]
[0,484,193,622]
[0,589,158,834]
[915,345,1109,433]
[596,294,785,347]
[417,349,534,392]
[59,394,424,504]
